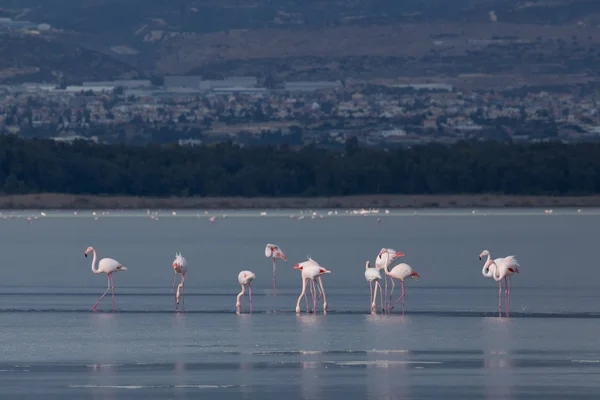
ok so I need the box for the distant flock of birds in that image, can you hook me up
[84,244,520,317]
[11,207,574,225]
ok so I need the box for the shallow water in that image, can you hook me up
[1,208,600,399]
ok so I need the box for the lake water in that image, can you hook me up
[1,208,600,399]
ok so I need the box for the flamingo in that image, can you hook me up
[365,261,383,313]
[265,243,287,290]
[293,258,331,314]
[84,246,127,312]
[480,250,504,316]
[381,251,420,314]
[236,270,256,313]
[480,250,520,317]
[375,248,404,311]
[172,253,187,311]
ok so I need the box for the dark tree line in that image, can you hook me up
[0,135,599,197]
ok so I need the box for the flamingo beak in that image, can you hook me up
[117,266,127,271]
[479,255,482,260]
[412,272,420,279]
[173,263,178,269]
[396,252,405,257]
[84,253,87,258]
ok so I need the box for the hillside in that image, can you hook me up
[1,0,600,84]
[0,33,139,84]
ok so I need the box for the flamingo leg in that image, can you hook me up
[388,278,396,313]
[318,276,327,311]
[296,278,307,313]
[314,279,318,313]
[315,279,323,303]
[110,273,115,313]
[369,281,373,311]
[181,274,185,312]
[497,280,503,317]
[377,281,383,314]
[505,277,510,318]
[309,279,316,313]
[371,281,378,312]
[304,282,309,312]
[92,275,111,311]
[272,258,277,291]
[248,283,252,313]
[384,275,388,312]
[390,280,406,312]
[173,273,178,310]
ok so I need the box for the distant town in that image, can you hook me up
[1,73,599,147]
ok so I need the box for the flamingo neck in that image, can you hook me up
[490,261,503,281]
[382,252,392,276]
[90,249,100,274]
[482,254,492,277]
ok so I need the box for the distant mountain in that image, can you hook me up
[1,0,600,81]
[0,33,139,84]
[5,0,600,38]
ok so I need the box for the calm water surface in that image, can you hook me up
[1,208,600,399]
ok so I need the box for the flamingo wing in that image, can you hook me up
[238,270,256,284]
[365,268,381,281]
[390,263,413,280]
[502,256,520,273]
[265,244,274,257]
[99,258,124,273]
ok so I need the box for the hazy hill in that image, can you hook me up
[0,33,138,83]
[1,0,600,83]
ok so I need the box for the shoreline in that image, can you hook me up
[0,193,599,210]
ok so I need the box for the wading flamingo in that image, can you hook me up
[381,251,420,314]
[172,253,187,311]
[375,248,404,311]
[265,244,287,290]
[85,246,127,312]
[480,250,520,317]
[365,261,383,313]
[236,270,256,313]
[480,250,504,317]
[293,258,331,314]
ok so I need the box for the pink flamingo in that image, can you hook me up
[375,248,404,311]
[293,258,331,314]
[365,261,383,313]
[380,251,420,314]
[236,270,255,313]
[85,246,127,312]
[480,250,520,317]
[480,250,504,317]
[265,244,287,290]
[172,253,187,311]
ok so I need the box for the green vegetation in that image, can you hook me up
[0,135,598,197]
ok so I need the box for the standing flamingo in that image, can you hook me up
[265,244,287,290]
[85,246,127,312]
[480,250,504,317]
[365,261,383,313]
[375,248,404,311]
[381,251,420,314]
[236,270,256,313]
[480,250,520,317]
[172,253,187,311]
[293,258,331,314]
